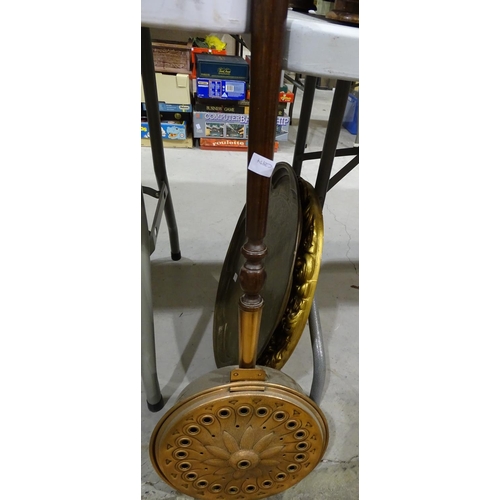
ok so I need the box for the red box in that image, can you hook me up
[200,138,279,152]
[279,91,295,103]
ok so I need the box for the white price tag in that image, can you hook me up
[248,153,275,178]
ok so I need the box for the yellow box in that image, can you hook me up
[140,73,191,105]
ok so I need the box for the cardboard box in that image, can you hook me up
[192,112,290,141]
[279,91,295,103]
[190,48,227,79]
[141,134,193,149]
[277,103,287,116]
[196,54,249,81]
[140,73,191,105]
[275,114,290,142]
[342,93,359,135]
[193,100,283,115]
[141,102,192,123]
[151,40,192,74]
[245,90,295,103]
[199,138,279,152]
[196,78,246,100]
[141,121,188,141]
[194,98,250,114]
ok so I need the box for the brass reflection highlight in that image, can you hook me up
[238,304,262,368]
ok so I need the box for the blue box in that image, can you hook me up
[141,121,187,140]
[196,78,247,100]
[196,54,249,81]
[342,93,359,136]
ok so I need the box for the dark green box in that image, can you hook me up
[196,54,249,82]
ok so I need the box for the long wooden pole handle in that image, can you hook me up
[238,0,289,369]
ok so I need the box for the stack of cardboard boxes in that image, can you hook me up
[192,54,290,151]
[140,40,295,151]
[141,40,193,148]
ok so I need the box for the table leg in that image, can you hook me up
[292,79,353,405]
[292,75,318,176]
[141,27,181,261]
[314,79,351,207]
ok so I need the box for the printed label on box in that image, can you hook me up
[196,54,249,81]
[141,121,187,140]
[199,138,279,152]
[196,79,247,100]
[192,112,289,139]
[194,100,250,114]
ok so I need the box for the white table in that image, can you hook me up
[141,1,359,81]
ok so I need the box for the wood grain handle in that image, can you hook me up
[238,0,289,369]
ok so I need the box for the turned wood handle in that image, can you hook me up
[238,0,289,368]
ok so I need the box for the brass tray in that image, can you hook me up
[213,162,302,367]
[257,178,324,369]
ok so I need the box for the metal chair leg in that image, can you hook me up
[308,298,326,404]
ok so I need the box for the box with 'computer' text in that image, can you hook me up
[193,112,289,140]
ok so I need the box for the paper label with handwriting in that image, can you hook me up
[248,153,275,178]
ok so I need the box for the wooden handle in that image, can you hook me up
[238,0,289,369]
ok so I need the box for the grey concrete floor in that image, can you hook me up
[141,86,359,499]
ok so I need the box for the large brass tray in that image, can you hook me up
[257,178,324,369]
[213,162,302,367]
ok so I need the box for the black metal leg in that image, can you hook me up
[292,75,317,177]
[290,79,355,407]
[288,73,303,126]
[141,27,181,261]
[327,154,359,192]
[314,79,351,208]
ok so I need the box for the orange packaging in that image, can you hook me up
[245,90,294,103]
[200,138,279,152]
[278,91,295,103]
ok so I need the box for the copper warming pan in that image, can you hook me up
[149,1,328,498]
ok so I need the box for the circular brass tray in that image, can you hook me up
[257,179,324,369]
[213,162,302,368]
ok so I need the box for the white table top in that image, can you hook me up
[141,1,358,81]
[142,0,250,34]
[283,11,358,81]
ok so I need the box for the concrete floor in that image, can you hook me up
[141,86,359,499]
